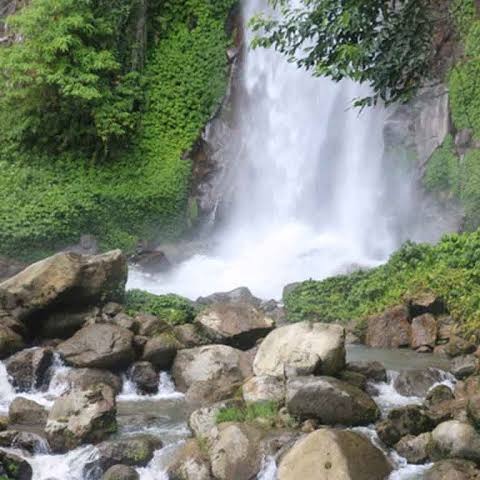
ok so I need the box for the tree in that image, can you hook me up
[250,0,446,107]
[0,0,143,157]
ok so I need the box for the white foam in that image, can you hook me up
[118,372,184,402]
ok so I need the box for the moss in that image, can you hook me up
[284,231,480,340]
[216,402,279,424]
[0,0,236,261]
[124,289,197,325]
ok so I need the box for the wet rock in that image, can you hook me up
[394,433,432,464]
[102,465,139,480]
[253,322,345,378]
[38,308,100,339]
[411,314,437,350]
[64,368,123,395]
[408,292,445,317]
[445,336,476,358]
[196,303,274,350]
[58,324,134,370]
[172,345,251,404]
[0,449,32,480]
[425,385,454,408]
[136,314,171,338]
[209,422,264,480]
[8,397,47,428]
[338,370,367,389]
[366,305,411,348]
[425,459,480,480]
[286,376,379,426]
[0,417,7,431]
[128,362,158,394]
[0,325,24,359]
[173,323,209,348]
[0,430,48,454]
[346,361,387,383]
[0,250,127,320]
[5,347,53,392]
[166,439,212,480]
[130,249,171,274]
[430,420,480,463]
[451,355,478,379]
[393,368,444,397]
[197,287,261,307]
[242,375,285,404]
[376,405,434,447]
[46,385,116,453]
[141,333,181,370]
[278,429,392,480]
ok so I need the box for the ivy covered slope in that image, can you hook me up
[285,231,480,339]
[0,0,236,260]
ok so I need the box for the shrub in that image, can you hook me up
[216,402,279,424]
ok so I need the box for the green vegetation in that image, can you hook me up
[284,231,480,339]
[0,0,236,260]
[125,289,197,325]
[216,402,279,424]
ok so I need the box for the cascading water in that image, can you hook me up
[128,0,414,300]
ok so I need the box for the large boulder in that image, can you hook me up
[451,355,478,380]
[253,322,345,378]
[394,433,432,464]
[195,303,274,350]
[64,368,123,395]
[408,292,445,317]
[0,430,48,454]
[346,361,387,383]
[0,250,127,320]
[242,376,285,404]
[209,423,264,480]
[102,465,139,480]
[0,325,24,359]
[411,314,437,350]
[127,362,158,394]
[0,450,32,480]
[197,287,261,307]
[167,439,213,480]
[46,385,116,452]
[8,397,48,427]
[189,401,234,441]
[425,459,480,480]
[393,368,445,397]
[430,420,480,463]
[286,376,379,426]
[5,347,53,392]
[365,305,411,348]
[172,345,251,404]
[58,324,134,370]
[277,429,392,480]
[141,333,181,370]
[38,308,100,339]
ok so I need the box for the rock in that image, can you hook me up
[376,405,434,447]
[425,459,480,480]
[87,435,162,474]
[195,303,274,350]
[136,314,171,337]
[166,439,213,480]
[430,420,480,462]
[102,465,139,480]
[286,376,379,426]
[0,325,24,359]
[173,324,209,348]
[451,355,478,379]
[467,395,480,428]
[365,305,411,348]
[38,308,100,339]
[130,249,171,274]
[46,385,116,453]
[172,345,251,404]
[128,362,158,394]
[64,368,123,395]
[393,368,444,397]
[455,375,480,401]
[277,429,392,480]
[197,287,261,307]
[242,376,285,404]
[0,417,7,431]
[411,314,437,349]
[395,433,432,464]
[437,315,454,343]
[346,361,387,383]
[8,397,47,427]
[111,313,137,332]
[0,250,127,320]
[0,449,32,480]
[253,322,345,378]
[0,256,26,283]
[445,336,476,358]
[5,347,53,392]
[338,370,367,389]
[58,324,134,370]
[408,292,445,317]
[189,402,232,441]
[282,283,300,300]
[0,430,48,454]
[141,333,181,370]
[425,385,454,408]
[209,423,264,480]
[103,303,123,317]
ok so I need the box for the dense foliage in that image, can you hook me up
[250,0,438,106]
[285,231,480,339]
[125,289,197,325]
[216,402,280,424]
[0,0,236,259]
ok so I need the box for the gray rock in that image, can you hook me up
[242,375,285,404]
[394,433,432,464]
[0,430,49,454]
[451,355,478,380]
[102,465,139,480]
[8,397,47,428]
[136,314,171,337]
[38,308,100,339]
[286,376,379,426]
[64,368,123,395]
[173,324,209,348]
[141,333,181,370]
[394,368,444,397]
[0,449,32,480]
[196,287,261,307]
[346,360,387,383]
[166,439,213,480]
[0,325,24,359]
[128,362,158,394]
[425,384,454,408]
[425,459,480,480]
[411,314,437,349]
[366,305,411,348]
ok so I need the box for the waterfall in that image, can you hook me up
[128,0,421,300]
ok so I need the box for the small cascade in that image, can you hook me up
[0,361,16,413]
[257,456,278,480]
[136,443,184,480]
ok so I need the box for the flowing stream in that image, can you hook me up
[128,0,429,300]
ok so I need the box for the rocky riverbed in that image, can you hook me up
[0,250,479,479]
